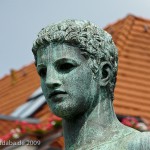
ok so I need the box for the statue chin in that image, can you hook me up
[52,109,77,120]
[50,103,86,120]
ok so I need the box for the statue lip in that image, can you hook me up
[48,90,67,99]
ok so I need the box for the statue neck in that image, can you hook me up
[62,91,132,150]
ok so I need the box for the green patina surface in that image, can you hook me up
[32,20,150,150]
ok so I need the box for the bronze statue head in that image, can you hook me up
[32,19,118,119]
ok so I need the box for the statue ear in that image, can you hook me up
[100,62,112,86]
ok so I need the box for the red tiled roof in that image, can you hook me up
[0,63,57,138]
[0,63,40,115]
[105,14,150,122]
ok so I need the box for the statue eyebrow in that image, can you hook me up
[54,58,80,66]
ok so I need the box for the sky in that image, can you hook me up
[0,0,150,78]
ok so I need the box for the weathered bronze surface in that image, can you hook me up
[32,20,150,150]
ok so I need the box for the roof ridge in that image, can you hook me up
[118,14,135,36]
[112,15,135,50]
[0,62,35,81]
[104,15,135,47]
[104,14,150,46]
[127,13,150,23]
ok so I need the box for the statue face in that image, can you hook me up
[37,43,99,119]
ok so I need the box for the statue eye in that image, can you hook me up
[39,68,47,78]
[57,62,76,73]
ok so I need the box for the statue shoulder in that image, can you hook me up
[128,132,150,150]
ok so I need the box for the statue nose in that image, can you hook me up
[45,73,62,89]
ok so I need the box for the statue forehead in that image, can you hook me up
[36,43,85,63]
